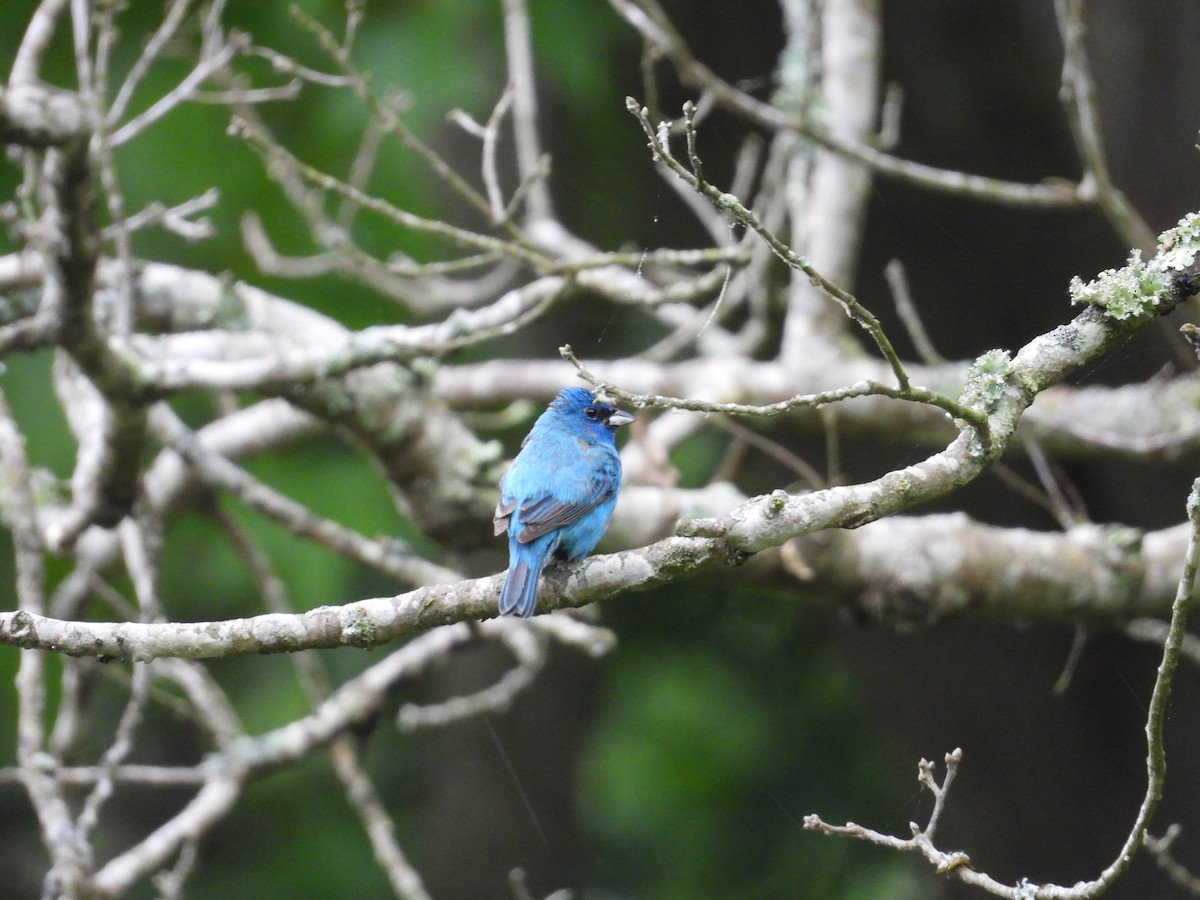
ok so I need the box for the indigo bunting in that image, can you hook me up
[494,387,634,617]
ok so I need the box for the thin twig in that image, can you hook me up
[10,0,71,86]
[235,116,551,267]
[1052,0,1154,252]
[1145,825,1200,895]
[218,509,432,900]
[111,1,238,147]
[149,404,462,586]
[884,259,944,365]
[561,344,987,431]
[108,0,197,124]
[627,98,916,393]
[502,0,553,221]
[289,5,529,240]
[804,475,1200,896]
[608,0,1087,208]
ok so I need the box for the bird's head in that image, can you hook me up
[553,387,635,438]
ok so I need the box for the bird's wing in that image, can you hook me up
[493,496,516,536]
[512,482,615,543]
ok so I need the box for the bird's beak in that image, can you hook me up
[609,409,635,428]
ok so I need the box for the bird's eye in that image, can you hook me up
[584,406,599,420]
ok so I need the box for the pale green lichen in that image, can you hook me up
[1158,211,1200,270]
[959,348,1014,411]
[1069,211,1200,322]
[1069,250,1167,321]
[766,489,788,516]
[342,609,378,648]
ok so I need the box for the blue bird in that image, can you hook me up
[494,387,634,617]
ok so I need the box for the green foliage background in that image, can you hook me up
[0,1,925,897]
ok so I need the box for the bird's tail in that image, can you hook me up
[498,546,548,617]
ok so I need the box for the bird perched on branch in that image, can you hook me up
[494,387,634,617]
